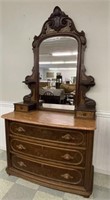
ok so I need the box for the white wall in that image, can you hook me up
[0,0,110,175]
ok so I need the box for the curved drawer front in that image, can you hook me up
[10,139,86,166]
[12,154,84,186]
[10,122,86,146]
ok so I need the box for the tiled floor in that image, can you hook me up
[0,149,110,200]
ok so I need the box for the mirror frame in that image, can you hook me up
[17,6,96,119]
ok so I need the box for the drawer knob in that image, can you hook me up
[16,127,26,132]
[61,173,73,180]
[62,134,75,141]
[61,153,74,161]
[16,144,26,150]
[17,161,27,167]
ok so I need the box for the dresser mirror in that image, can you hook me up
[14,6,96,119]
[39,36,78,110]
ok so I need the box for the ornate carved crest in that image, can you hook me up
[47,6,71,32]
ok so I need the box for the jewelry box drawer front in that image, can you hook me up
[12,154,84,186]
[10,139,86,166]
[10,122,86,146]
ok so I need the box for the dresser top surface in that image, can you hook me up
[2,111,96,130]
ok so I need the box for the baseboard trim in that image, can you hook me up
[0,145,6,151]
[94,167,110,176]
[96,111,110,118]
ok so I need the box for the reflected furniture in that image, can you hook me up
[60,83,76,93]
[2,6,96,198]
[40,88,65,104]
[39,81,48,88]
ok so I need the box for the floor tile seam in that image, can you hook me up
[94,184,110,191]
[0,177,15,184]
[15,182,40,191]
[0,180,14,200]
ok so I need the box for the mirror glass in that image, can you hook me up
[39,36,78,111]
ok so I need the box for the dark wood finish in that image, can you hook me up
[14,102,37,112]
[11,154,85,186]
[10,138,86,167]
[9,122,87,147]
[2,111,95,197]
[14,6,96,119]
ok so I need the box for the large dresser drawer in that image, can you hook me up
[10,138,86,167]
[9,122,86,147]
[11,154,85,186]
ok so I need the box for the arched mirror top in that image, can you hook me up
[19,6,96,119]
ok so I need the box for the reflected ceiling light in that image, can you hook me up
[39,61,77,65]
[43,37,62,42]
[39,61,52,65]
[52,51,78,56]
[49,68,75,70]
[65,61,77,64]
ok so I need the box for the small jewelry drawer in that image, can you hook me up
[11,154,85,186]
[9,122,86,147]
[10,138,86,167]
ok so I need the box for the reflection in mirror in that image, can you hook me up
[39,36,78,110]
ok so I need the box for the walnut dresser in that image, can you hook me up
[2,110,96,197]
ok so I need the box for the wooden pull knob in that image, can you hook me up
[61,173,73,180]
[16,127,25,132]
[62,134,75,141]
[17,161,27,167]
[16,144,26,150]
[61,153,74,161]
